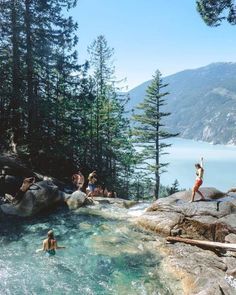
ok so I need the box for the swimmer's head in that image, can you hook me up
[47,230,54,239]
[195,163,201,169]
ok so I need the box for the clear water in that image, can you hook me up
[161,138,236,191]
[0,204,173,295]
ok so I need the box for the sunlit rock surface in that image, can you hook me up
[138,188,236,241]
[136,187,236,294]
[65,190,87,210]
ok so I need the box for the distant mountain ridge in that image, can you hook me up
[128,62,236,145]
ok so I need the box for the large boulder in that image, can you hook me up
[65,190,88,210]
[135,188,236,295]
[137,188,236,241]
[0,156,35,195]
[0,174,24,196]
[0,180,64,217]
[158,242,233,295]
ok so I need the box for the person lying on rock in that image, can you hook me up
[72,171,85,191]
[36,230,65,256]
[12,177,35,205]
[190,157,205,202]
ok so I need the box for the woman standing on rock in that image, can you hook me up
[190,157,205,202]
[72,171,85,191]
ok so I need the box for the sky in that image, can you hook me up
[70,0,236,90]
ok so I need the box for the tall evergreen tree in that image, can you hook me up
[0,0,82,176]
[132,70,178,199]
[87,35,136,195]
[87,35,115,167]
[0,3,136,195]
[197,0,236,26]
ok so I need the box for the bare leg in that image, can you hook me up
[20,177,35,192]
[86,189,93,199]
[13,177,35,204]
[190,189,195,202]
[197,189,205,200]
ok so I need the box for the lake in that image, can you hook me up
[161,138,236,192]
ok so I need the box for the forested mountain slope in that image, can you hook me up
[128,63,236,145]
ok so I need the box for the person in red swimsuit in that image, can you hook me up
[190,157,205,202]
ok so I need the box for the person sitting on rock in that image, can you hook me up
[72,171,85,191]
[107,190,117,198]
[86,171,97,198]
[12,177,35,205]
[190,157,205,202]
[36,230,65,256]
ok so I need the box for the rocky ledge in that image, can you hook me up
[136,187,236,295]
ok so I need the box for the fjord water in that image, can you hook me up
[0,204,172,295]
[161,138,236,191]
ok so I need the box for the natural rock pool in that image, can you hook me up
[0,202,175,295]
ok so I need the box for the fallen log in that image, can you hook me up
[166,236,236,252]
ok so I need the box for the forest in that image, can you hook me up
[0,0,178,198]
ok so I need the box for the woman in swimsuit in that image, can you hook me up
[36,230,65,255]
[190,157,205,202]
[86,171,97,198]
[72,171,85,191]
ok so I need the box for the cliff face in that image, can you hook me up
[128,63,236,145]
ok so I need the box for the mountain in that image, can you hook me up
[128,62,236,145]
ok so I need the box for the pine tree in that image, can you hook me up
[0,0,82,177]
[132,70,178,199]
[167,179,180,195]
[87,35,136,194]
[197,0,236,26]
[87,35,115,168]
[0,0,24,152]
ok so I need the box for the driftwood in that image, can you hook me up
[166,236,236,252]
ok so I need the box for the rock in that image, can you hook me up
[227,268,236,278]
[135,188,236,294]
[0,155,34,177]
[0,175,24,195]
[0,180,63,217]
[138,188,236,241]
[137,211,184,236]
[147,188,225,213]
[83,197,94,206]
[225,233,236,244]
[123,200,138,209]
[159,242,234,295]
[65,190,87,209]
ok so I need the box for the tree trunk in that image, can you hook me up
[155,84,160,199]
[10,0,21,152]
[25,0,35,150]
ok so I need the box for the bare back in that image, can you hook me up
[43,238,57,251]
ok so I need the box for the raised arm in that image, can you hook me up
[200,157,203,168]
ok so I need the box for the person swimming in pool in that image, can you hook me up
[36,230,65,255]
[190,157,205,202]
